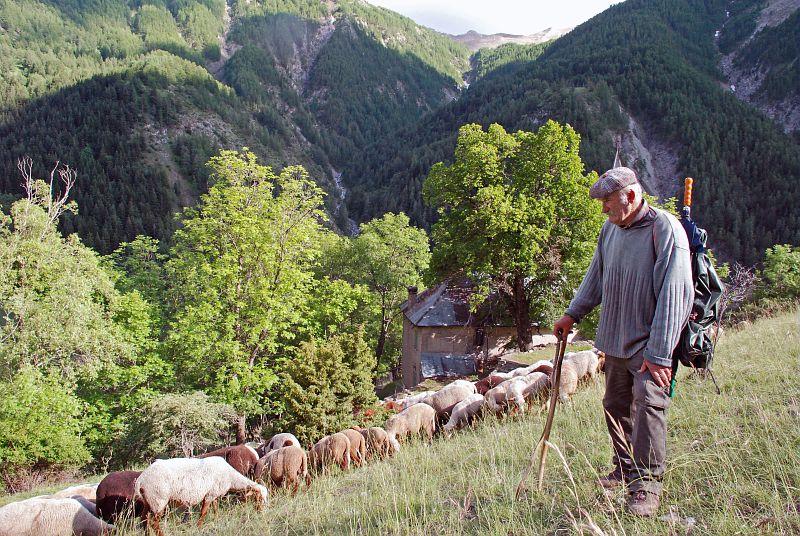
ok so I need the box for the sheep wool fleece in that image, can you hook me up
[565,202,693,495]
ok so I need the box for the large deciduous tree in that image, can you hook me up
[334,213,429,375]
[423,121,603,350]
[166,149,326,443]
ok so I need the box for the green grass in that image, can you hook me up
[6,311,800,534]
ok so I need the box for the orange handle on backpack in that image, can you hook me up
[684,177,693,208]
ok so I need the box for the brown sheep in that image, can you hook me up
[360,426,392,459]
[385,402,436,452]
[474,373,509,395]
[196,444,260,478]
[254,445,310,495]
[309,432,351,474]
[96,470,144,524]
[340,428,367,466]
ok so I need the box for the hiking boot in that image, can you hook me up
[626,489,660,517]
[597,467,626,490]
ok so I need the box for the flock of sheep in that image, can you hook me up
[0,349,602,536]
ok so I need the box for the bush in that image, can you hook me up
[276,330,378,445]
[0,367,90,492]
[761,244,800,302]
[116,391,237,463]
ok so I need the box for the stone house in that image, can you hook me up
[399,278,558,388]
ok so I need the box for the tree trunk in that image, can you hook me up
[511,274,533,351]
[375,316,390,360]
[235,414,247,445]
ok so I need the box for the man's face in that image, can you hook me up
[601,189,635,226]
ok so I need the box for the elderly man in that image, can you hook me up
[553,167,694,516]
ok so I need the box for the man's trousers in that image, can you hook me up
[602,351,671,495]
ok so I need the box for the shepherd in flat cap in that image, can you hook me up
[552,166,694,516]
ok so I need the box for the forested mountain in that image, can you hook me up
[0,0,469,251]
[346,0,800,264]
[0,0,798,263]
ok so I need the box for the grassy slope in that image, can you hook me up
[5,311,800,534]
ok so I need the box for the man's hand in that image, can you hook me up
[639,359,672,388]
[553,315,575,340]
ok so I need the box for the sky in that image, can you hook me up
[364,0,620,36]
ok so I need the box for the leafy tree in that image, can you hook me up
[322,213,429,375]
[277,329,377,444]
[423,121,603,349]
[0,366,90,492]
[0,161,134,377]
[166,150,326,442]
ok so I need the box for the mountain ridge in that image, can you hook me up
[447,27,572,52]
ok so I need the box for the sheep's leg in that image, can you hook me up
[198,498,210,527]
[149,512,164,536]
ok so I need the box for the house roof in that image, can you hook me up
[400,278,513,328]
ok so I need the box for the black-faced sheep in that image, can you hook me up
[96,470,144,524]
[309,432,351,474]
[254,445,310,495]
[385,402,436,453]
[135,456,268,536]
[0,497,114,536]
[442,393,485,434]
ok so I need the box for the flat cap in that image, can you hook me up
[589,167,639,199]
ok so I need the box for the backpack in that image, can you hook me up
[670,211,724,394]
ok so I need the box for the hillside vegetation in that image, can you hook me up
[348,0,800,265]
[3,310,798,534]
[0,0,469,251]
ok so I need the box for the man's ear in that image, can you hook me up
[627,188,637,204]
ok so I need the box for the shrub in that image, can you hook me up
[276,330,378,444]
[761,244,800,302]
[0,367,90,492]
[116,391,236,462]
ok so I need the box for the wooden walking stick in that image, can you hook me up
[515,328,568,498]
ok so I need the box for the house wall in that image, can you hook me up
[401,317,421,389]
[485,326,517,358]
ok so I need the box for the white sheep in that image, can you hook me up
[387,390,436,411]
[135,456,268,535]
[563,350,600,380]
[423,382,476,421]
[483,379,515,414]
[264,432,301,453]
[555,360,580,402]
[504,371,550,413]
[385,402,436,453]
[442,393,485,434]
[50,483,99,503]
[509,359,554,378]
[0,497,113,536]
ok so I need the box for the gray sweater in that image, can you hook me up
[565,203,694,367]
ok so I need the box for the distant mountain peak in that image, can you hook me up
[448,27,572,51]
